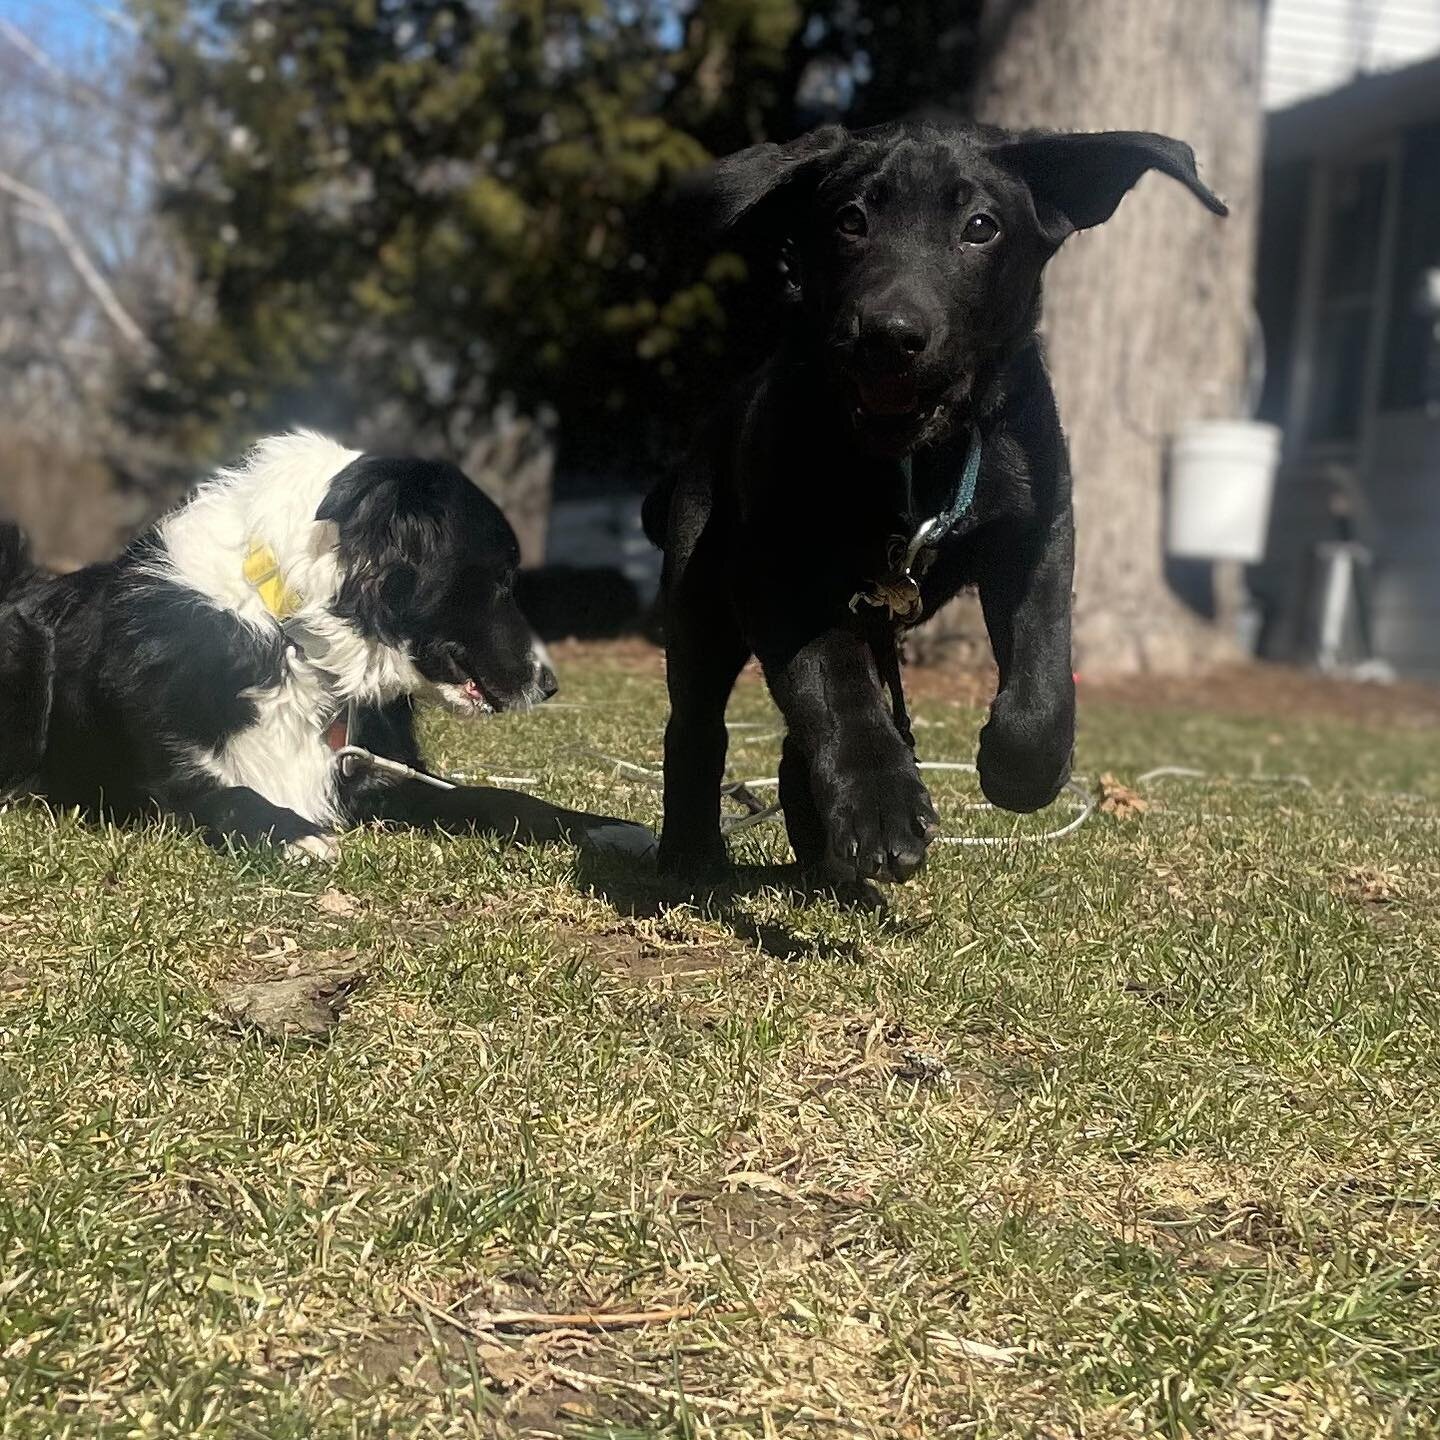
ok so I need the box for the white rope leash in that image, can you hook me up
[569,742,1098,847]
[440,700,1437,851]
[1136,765,1315,790]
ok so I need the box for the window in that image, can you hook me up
[1381,121,1440,414]
[1306,156,1393,446]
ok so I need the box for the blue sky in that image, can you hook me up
[0,1,119,63]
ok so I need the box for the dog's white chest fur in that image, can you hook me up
[146,431,423,828]
[209,654,344,826]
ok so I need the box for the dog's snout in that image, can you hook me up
[856,310,930,371]
[533,661,559,702]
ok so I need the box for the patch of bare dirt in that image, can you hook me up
[794,1015,1017,1113]
[1086,663,1440,729]
[906,653,1440,727]
[555,640,1438,730]
[504,1384,625,1437]
[339,1326,632,1435]
[684,1189,836,1271]
[554,925,735,986]
[906,654,1440,727]
[0,964,33,996]
[213,952,366,1039]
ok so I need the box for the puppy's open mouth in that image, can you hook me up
[854,373,921,418]
[437,677,498,716]
[850,377,939,452]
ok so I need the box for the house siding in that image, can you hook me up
[1265,0,1440,108]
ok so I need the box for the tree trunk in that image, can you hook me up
[459,405,556,568]
[972,0,1265,675]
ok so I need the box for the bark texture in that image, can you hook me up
[460,407,556,568]
[973,0,1265,675]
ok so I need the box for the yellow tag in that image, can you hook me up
[242,540,303,621]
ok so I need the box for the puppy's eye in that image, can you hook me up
[836,204,867,238]
[963,213,1000,245]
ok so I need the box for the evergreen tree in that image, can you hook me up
[130,0,984,467]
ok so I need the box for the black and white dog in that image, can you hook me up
[645,121,1226,886]
[0,431,653,861]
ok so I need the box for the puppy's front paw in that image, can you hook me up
[283,832,343,866]
[977,702,1074,814]
[818,765,939,884]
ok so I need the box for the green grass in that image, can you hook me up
[1,650,1438,1438]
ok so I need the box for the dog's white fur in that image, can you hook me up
[146,431,422,829]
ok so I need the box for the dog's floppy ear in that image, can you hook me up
[704,124,850,231]
[316,455,407,536]
[992,130,1227,245]
[317,456,437,639]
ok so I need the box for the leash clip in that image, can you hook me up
[848,516,939,624]
[846,423,983,628]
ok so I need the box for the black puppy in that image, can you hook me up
[0,431,654,862]
[645,121,1225,885]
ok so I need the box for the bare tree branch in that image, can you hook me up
[77,2,139,36]
[0,17,149,123]
[0,19,67,85]
[0,169,157,361]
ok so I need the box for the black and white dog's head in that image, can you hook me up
[315,454,555,714]
[704,121,1226,456]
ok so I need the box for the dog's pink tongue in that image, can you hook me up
[857,374,919,416]
[463,680,484,702]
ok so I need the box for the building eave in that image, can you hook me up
[1267,53,1440,162]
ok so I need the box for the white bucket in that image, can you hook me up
[1166,420,1281,562]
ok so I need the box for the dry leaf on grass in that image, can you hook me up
[1098,773,1149,819]
[723,1170,801,1199]
[314,889,360,918]
[1339,866,1403,906]
[926,1329,1023,1367]
[214,954,366,1039]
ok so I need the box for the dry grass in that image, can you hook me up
[1,651,1438,1437]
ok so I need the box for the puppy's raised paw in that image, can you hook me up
[283,833,343,866]
[977,703,1073,815]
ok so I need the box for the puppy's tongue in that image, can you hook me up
[463,680,486,703]
[856,374,919,417]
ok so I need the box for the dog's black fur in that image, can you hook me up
[0,452,650,857]
[644,120,1226,884]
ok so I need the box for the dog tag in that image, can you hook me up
[849,528,928,623]
[849,572,923,622]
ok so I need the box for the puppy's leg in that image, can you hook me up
[976,518,1076,813]
[652,472,749,877]
[359,781,657,860]
[759,624,938,885]
[780,632,912,871]
[657,599,749,876]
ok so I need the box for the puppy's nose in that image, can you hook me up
[533,662,559,702]
[856,310,930,372]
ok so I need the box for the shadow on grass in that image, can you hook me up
[571,849,925,963]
